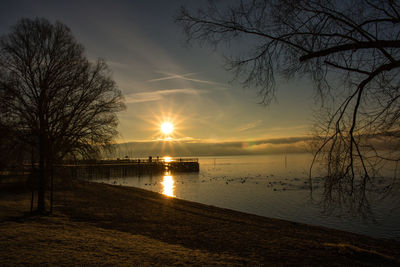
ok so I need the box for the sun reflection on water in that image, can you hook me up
[161,172,175,197]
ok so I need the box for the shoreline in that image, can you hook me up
[1,180,400,265]
[104,181,398,242]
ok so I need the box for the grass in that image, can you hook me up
[0,216,245,266]
[1,179,399,266]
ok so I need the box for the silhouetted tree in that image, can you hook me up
[0,18,125,213]
[176,1,400,201]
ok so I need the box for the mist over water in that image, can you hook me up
[93,153,400,241]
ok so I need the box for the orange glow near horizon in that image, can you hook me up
[163,156,173,162]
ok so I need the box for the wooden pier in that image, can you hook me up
[60,157,199,180]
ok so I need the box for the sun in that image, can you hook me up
[145,106,185,141]
[161,122,174,135]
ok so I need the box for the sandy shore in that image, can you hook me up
[1,180,399,266]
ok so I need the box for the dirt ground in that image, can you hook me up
[0,180,399,266]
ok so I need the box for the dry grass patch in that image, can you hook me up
[0,215,247,266]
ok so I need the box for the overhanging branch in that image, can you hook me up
[300,40,400,62]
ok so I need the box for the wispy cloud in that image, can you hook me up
[153,136,197,142]
[146,72,197,82]
[236,120,263,132]
[112,136,313,156]
[146,71,224,85]
[125,88,206,103]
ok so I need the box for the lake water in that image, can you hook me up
[92,154,400,241]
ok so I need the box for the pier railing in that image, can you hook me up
[9,157,199,181]
[54,157,200,179]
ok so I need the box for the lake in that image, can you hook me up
[92,153,400,241]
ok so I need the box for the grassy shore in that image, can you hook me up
[1,180,399,266]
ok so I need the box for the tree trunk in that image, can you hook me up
[50,156,54,214]
[37,109,48,214]
[30,146,35,213]
[37,134,47,214]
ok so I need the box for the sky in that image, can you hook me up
[0,1,316,156]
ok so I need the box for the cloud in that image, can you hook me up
[266,125,309,132]
[109,136,314,157]
[146,72,198,82]
[154,136,198,142]
[146,71,224,85]
[125,88,206,103]
[236,120,263,132]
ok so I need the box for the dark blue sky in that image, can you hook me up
[0,0,314,146]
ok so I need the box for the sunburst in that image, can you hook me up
[140,105,191,155]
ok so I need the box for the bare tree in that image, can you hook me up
[176,1,400,200]
[0,18,125,213]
